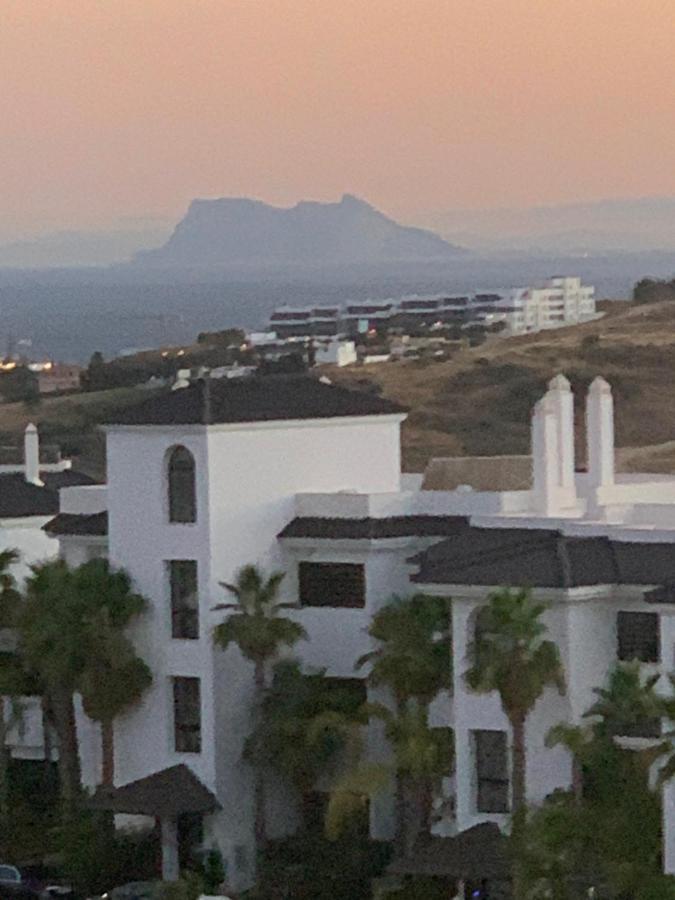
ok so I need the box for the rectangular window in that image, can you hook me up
[169,560,199,639]
[299,562,365,609]
[173,677,201,753]
[617,611,659,663]
[473,729,509,814]
[615,717,662,740]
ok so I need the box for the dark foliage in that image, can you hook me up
[633,277,675,305]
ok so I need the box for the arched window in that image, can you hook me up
[167,446,196,523]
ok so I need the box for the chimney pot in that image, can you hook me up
[24,423,43,486]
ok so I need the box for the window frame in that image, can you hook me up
[473,729,510,814]
[617,610,660,664]
[298,561,366,609]
[167,445,197,525]
[168,559,199,640]
[172,676,201,754]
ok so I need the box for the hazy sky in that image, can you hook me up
[3,0,675,237]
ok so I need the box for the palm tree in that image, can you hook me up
[0,550,27,840]
[19,558,150,808]
[356,594,451,851]
[245,659,360,800]
[71,560,150,788]
[465,588,565,822]
[0,549,21,844]
[586,661,664,741]
[356,593,451,708]
[545,663,667,897]
[213,564,306,849]
[79,613,151,787]
[548,661,665,801]
[20,561,85,809]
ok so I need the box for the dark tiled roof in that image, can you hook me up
[104,375,405,426]
[91,764,220,818]
[644,581,675,604]
[414,525,675,589]
[0,471,96,519]
[278,515,468,540]
[44,511,108,536]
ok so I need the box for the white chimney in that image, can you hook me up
[547,373,577,500]
[532,394,559,515]
[586,376,614,490]
[24,423,43,486]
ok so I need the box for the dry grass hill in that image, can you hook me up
[330,299,675,473]
[4,298,675,476]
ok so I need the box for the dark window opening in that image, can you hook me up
[301,791,330,834]
[299,562,365,608]
[177,812,203,870]
[169,560,199,640]
[614,717,662,740]
[474,729,509,814]
[173,677,201,753]
[617,611,659,663]
[168,446,197,524]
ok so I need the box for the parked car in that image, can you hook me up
[0,865,73,900]
[0,866,39,900]
[98,883,159,900]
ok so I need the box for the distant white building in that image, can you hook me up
[312,338,357,367]
[498,276,598,335]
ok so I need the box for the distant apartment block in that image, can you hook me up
[265,277,597,342]
[268,306,341,339]
[499,276,598,335]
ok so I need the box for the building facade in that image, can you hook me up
[498,276,598,335]
[32,372,675,890]
[265,277,597,344]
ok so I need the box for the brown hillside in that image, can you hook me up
[4,300,675,476]
[330,300,675,472]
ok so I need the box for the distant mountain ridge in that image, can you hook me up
[134,194,464,267]
[423,195,675,253]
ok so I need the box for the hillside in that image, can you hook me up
[6,299,675,476]
[330,299,675,472]
[133,194,463,267]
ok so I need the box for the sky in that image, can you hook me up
[2,0,675,238]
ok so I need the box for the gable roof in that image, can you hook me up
[91,764,220,817]
[104,376,405,427]
[0,471,97,519]
[44,511,108,536]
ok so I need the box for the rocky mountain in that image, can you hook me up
[133,194,464,267]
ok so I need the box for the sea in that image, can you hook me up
[1,251,674,363]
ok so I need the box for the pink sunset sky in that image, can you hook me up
[2,0,675,236]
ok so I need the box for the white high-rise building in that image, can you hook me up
[499,276,598,335]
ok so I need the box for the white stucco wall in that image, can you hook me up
[0,517,58,584]
[104,413,403,888]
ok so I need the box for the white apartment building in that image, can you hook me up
[12,372,675,891]
[498,276,598,335]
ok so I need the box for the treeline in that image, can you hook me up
[81,329,250,392]
[0,366,40,405]
[633,278,675,305]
